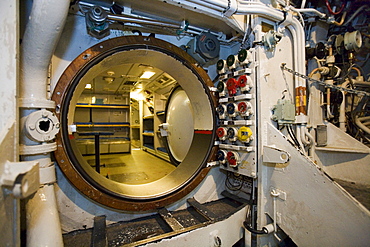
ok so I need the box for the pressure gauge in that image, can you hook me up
[237,126,253,143]
[238,75,253,92]
[217,81,227,97]
[227,102,238,118]
[226,78,238,96]
[238,49,252,66]
[216,59,227,74]
[238,101,253,117]
[227,127,238,142]
[226,54,238,70]
[217,104,227,119]
[217,149,228,165]
[227,151,240,168]
[216,127,228,141]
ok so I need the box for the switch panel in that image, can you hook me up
[215,48,257,178]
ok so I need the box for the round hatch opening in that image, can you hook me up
[52,36,217,211]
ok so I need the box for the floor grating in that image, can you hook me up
[63,196,246,247]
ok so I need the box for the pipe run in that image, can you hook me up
[355,116,370,135]
[19,0,70,246]
[20,0,70,109]
[294,8,326,19]
[270,189,282,242]
[107,13,181,29]
[24,157,63,247]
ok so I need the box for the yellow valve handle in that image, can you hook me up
[238,126,252,142]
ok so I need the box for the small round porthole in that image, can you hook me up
[52,36,217,211]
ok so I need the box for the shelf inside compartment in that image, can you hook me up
[142,131,155,136]
[156,111,165,116]
[75,122,130,127]
[143,143,155,150]
[143,115,154,119]
[76,103,129,109]
[75,137,131,155]
[156,147,168,153]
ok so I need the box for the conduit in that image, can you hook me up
[294,8,326,19]
[339,91,347,131]
[343,5,369,26]
[355,116,370,136]
[19,0,70,246]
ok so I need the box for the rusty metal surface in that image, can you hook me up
[157,207,184,231]
[62,197,245,247]
[92,215,108,247]
[186,197,219,221]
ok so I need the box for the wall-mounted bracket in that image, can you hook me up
[263,145,290,164]
[1,160,39,198]
[270,187,287,201]
[159,123,169,137]
[263,30,282,51]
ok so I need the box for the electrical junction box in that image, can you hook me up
[271,99,295,124]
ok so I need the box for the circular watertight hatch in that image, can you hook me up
[52,36,217,211]
[164,86,194,165]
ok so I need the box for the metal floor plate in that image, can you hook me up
[63,196,246,246]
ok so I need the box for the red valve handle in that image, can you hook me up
[226,78,238,96]
[238,75,248,87]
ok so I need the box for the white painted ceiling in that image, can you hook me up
[84,62,176,96]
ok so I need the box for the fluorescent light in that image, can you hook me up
[130,90,145,101]
[85,83,92,89]
[140,71,156,79]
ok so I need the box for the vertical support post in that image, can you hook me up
[95,134,101,173]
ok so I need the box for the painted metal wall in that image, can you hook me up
[252,15,370,246]
[0,1,20,246]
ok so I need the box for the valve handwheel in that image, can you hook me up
[226,78,238,96]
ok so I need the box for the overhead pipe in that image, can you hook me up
[19,0,70,246]
[183,0,227,12]
[107,13,181,29]
[294,8,326,19]
[186,0,238,16]
[79,2,228,40]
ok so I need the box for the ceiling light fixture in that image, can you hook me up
[140,71,156,79]
[138,64,154,69]
[103,76,115,84]
[85,83,92,89]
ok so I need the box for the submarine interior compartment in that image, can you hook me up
[1,0,370,246]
